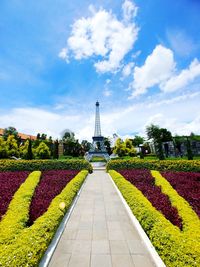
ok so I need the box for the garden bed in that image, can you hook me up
[109,169,200,267]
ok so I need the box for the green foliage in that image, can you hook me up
[0,159,93,173]
[186,138,193,160]
[0,137,8,158]
[53,140,59,159]
[106,158,200,172]
[35,142,51,159]
[104,137,112,155]
[0,171,41,245]
[20,139,33,160]
[6,135,19,157]
[27,139,33,160]
[81,140,91,153]
[113,138,136,157]
[146,124,172,160]
[109,170,200,267]
[0,170,88,267]
[2,126,18,141]
[132,135,144,147]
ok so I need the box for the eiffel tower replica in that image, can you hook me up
[85,101,110,161]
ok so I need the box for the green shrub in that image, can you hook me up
[109,170,200,267]
[106,158,200,172]
[0,159,93,173]
[0,170,88,267]
[0,171,41,245]
[35,141,51,159]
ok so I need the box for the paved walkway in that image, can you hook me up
[49,170,156,267]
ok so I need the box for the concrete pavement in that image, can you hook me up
[49,169,156,267]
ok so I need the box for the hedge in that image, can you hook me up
[107,159,200,172]
[109,170,200,267]
[0,170,88,267]
[0,159,93,173]
[0,171,41,245]
[151,170,200,238]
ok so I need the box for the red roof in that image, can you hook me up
[0,128,37,140]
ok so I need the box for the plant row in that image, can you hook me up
[0,171,29,220]
[29,170,78,224]
[0,159,93,173]
[161,170,200,217]
[109,170,200,267]
[0,170,88,266]
[107,158,200,172]
[119,169,182,228]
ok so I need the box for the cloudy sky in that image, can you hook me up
[0,0,200,141]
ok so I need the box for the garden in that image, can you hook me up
[107,159,200,267]
[0,159,91,266]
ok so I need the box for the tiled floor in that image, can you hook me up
[49,170,156,267]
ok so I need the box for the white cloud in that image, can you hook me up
[1,90,199,143]
[59,1,139,73]
[103,88,112,97]
[160,58,200,92]
[122,62,134,77]
[58,48,69,62]
[130,45,176,97]
[122,0,138,22]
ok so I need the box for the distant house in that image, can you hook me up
[0,128,36,141]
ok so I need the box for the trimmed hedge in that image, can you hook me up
[0,171,41,245]
[107,158,200,172]
[109,170,200,267]
[151,171,200,238]
[0,170,88,267]
[0,159,93,173]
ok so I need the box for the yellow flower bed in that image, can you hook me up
[109,170,200,267]
[0,170,88,267]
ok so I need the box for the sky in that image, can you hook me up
[0,0,200,141]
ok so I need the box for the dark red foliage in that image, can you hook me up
[0,171,29,220]
[29,170,78,224]
[161,171,200,218]
[119,169,182,229]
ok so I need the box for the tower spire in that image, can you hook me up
[94,101,102,137]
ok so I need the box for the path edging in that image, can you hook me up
[39,175,88,267]
[108,173,166,267]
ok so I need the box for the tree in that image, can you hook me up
[53,140,59,159]
[113,138,136,157]
[104,137,112,155]
[62,130,82,157]
[186,137,193,160]
[0,137,8,158]
[113,138,126,157]
[3,127,18,141]
[132,136,144,147]
[35,142,51,159]
[146,124,165,160]
[27,139,33,160]
[81,140,91,154]
[6,135,19,157]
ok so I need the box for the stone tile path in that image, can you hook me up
[49,170,156,267]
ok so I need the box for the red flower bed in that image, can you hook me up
[29,170,78,224]
[161,171,200,217]
[119,169,182,229]
[0,171,29,220]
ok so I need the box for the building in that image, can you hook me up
[0,128,37,141]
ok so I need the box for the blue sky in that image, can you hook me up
[0,0,200,140]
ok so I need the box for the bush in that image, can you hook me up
[0,170,88,266]
[0,159,93,173]
[106,158,200,172]
[109,170,200,267]
[0,171,41,245]
[35,142,51,159]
